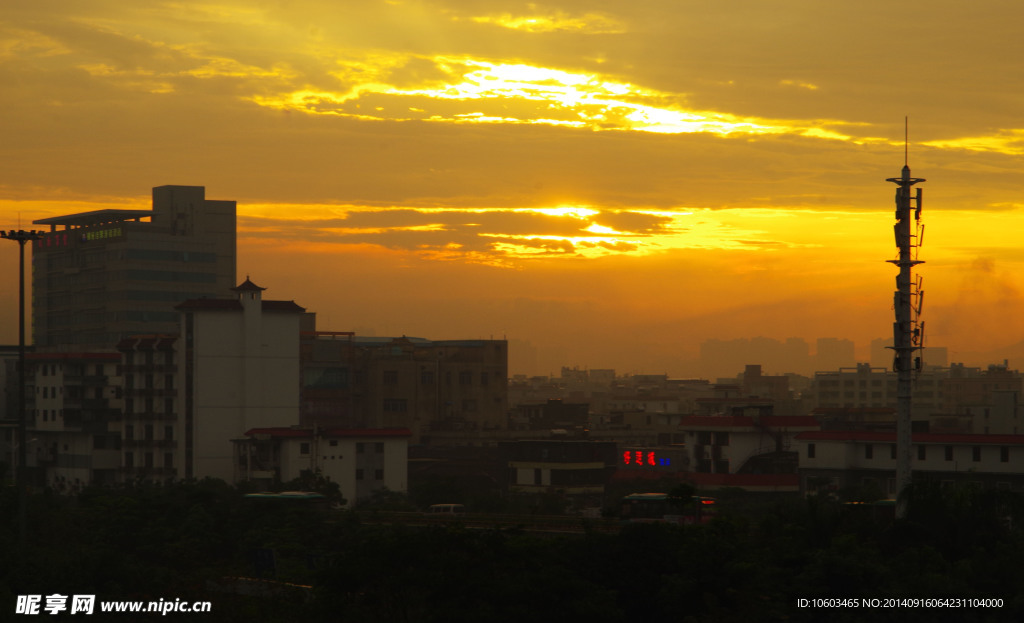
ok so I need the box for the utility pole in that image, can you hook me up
[1,228,43,540]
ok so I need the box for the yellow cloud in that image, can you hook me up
[922,130,1024,156]
[468,11,625,34]
[250,53,863,142]
[780,79,819,91]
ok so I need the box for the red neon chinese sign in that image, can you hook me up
[622,450,671,467]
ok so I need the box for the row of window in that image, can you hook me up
[807,443,1012,463]
[124,451,173,469]
[124,424,174,441]
[124,351,175,366]
[125,374,175,390]
[124,398,175,416]
[383,370,492,386]
[298,441,387,455]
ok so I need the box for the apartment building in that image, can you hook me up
[300,333,508,444]
[26,351,123,491]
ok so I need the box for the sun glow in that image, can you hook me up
[515,205,599,219]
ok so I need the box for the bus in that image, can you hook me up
[620,492,717,525]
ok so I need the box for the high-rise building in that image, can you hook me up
[177,279,305,481]
[31,185,235,349]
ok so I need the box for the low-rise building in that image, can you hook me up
[671,409,819,492]
[795,430,1024,498]
[234,427,411,505]
[500,439,618,500]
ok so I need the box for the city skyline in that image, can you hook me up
[3,1,1024,375]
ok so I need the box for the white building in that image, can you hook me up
[233,427,411,505]
[795,430,1024,498]
[176,278,305,482]
[680,412,820,476]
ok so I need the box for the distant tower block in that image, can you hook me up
[886,133,926,514]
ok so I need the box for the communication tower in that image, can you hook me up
[886,122,925,516]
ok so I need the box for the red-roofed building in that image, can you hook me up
[795,430,1024,497]
[679,411,820,486]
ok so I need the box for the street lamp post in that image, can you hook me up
[2,228,43,540]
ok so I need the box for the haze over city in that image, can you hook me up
[3,1,1024,375]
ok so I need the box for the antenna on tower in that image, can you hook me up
[904,117,909,166]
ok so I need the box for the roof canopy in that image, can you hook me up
[33,209,152,229]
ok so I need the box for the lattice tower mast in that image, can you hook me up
[886,124,925,517]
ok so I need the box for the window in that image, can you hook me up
[1000,446,1010,463]
[125,425,134,441]
[164,425,173,440]
[865,444,873,460]
[714,432,730,446]
[481,372,489,386]
[125,452,134,468]
[383,398,408,413]
[375,442,384,453]
[144,424,153,441]
[329,439,338,447]
[421,370,435,384]
[383,370,398,385]
[164,453,173,468]
[356,469,364,480]
[299,442,310,455]
[890,444,897,460]
[917,445,926,460]
[972,446,981,462]
[459,371,472,385]
[375,469,384,480]
[144,452,153,468]
[807,443,815,459]
[944,446,954,461]
[356,443,365,454]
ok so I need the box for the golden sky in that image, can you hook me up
[2,0,1024,375]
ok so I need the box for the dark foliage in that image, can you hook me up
[1,481,1022,622]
